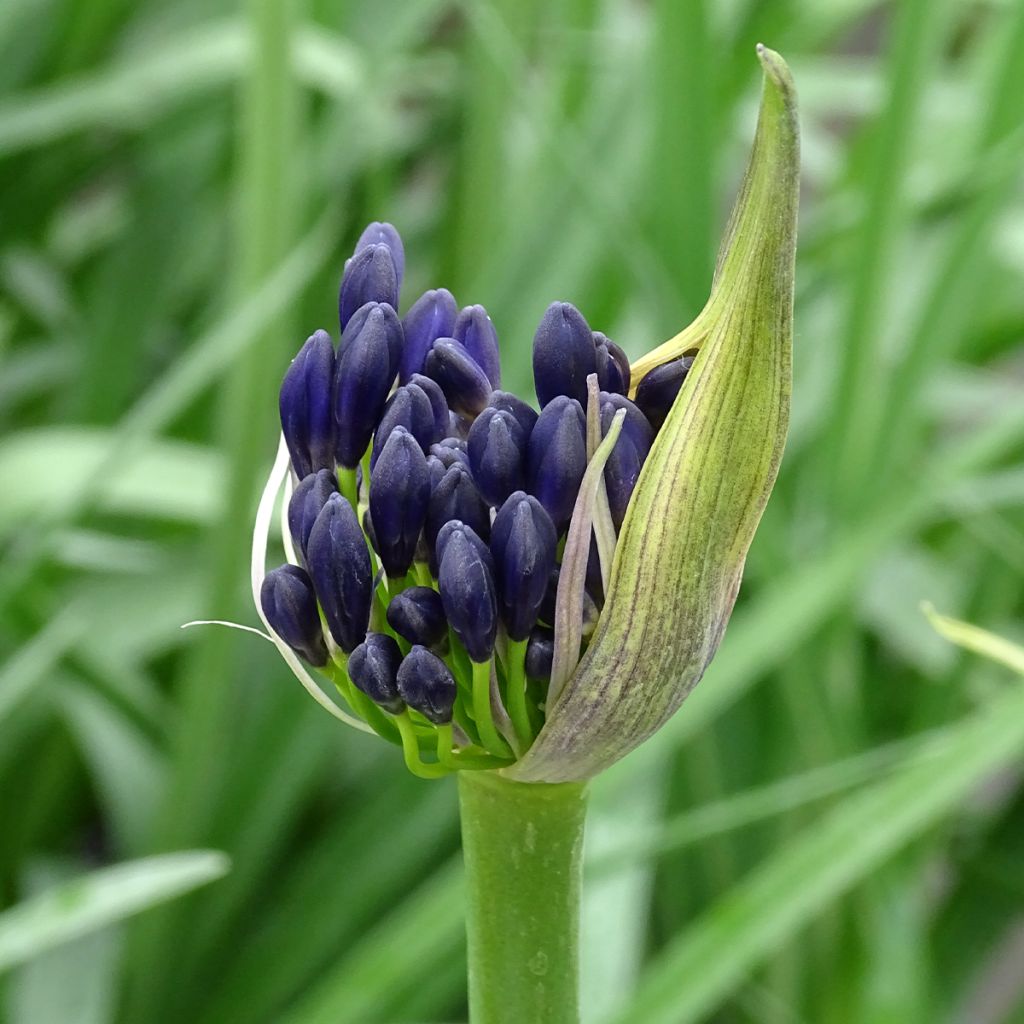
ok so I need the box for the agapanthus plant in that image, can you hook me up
[201,46,797,1024]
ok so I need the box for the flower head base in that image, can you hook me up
[243,46,798,782]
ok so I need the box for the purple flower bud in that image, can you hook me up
[334,304,403,468]
[338,301,401,374]
[600,392,654,528]
[532,301,597,407]
[525,627,554,681]
[488,390,539,437]
[355,221,405,291]
[453,304,501,388]
[396,645,457,725]
[593,332,631,396]
[424,338,493,418]
[633,355,694,431]
[371,383,437,469]
[338,244,399,330]
[348,632,404,713]
[260,564,328,667]
[386,586,448,647]
[427,437,470,492]
[429,437,470,471]
[369,427,431,579]
[409,374,450,441]
[437,523,498,663]
[467,407,527,508]
[279,330,335,479]
[425,463,490,573]
[490,491,558,641]
[400,288,458,384]
[306,493,373,653]
[526,395,587,532]
[436,518,493,571]
[287,469,338,562]
[426,454,446,491]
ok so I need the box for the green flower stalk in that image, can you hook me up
[193,44,798,1024]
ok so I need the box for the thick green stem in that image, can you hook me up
[458,772,588,1024]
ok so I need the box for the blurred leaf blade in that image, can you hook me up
[612,681,1024,1024]
[0,851,229,972]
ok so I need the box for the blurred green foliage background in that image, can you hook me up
[2,0,1024,1021]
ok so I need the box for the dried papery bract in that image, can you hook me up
[509,45,799,782]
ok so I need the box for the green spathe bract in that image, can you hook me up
[509,46,799,783]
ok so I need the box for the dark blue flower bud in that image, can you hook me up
[488,390,539,437]
[348,632,404,713]
[409,374,450,441]
[467,408,527,508]
[260,564,328,667]
[400,288,458,383]
[386,586,448,647]
[424,338,493,417]
[453,304,501,388]
[425,463,490,572]
[427,437,469,492]
[372,384,437,469]
[369,427,431,579]
[355,221,405,291]
[525,627,554,681]
[306,493,373,653]
[594,332,631,396]
[334,304,403,468]
[437,523,498,663]
[279,330,335,479]
[526,395,587,532]
[532,301,597,407]
[600,392,654,528]
[338,244,399,330]
[436,518,494,571]
[287,469,338,562]
[634,355,694,431]
[337,301,399,373]
[426,454,446,491]
[490,491,558,641]
[396,645,457,724]
[429,436,470,471]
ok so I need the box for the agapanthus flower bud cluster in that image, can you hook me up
[259,222,686,777]
[245,45,798,784]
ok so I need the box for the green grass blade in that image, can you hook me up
[823,0,953,511]
[872,0,1024,481]
[610,681,1024,1024]
[0,21,246,156]
[0,206,338,611]
[279,860,465,1024]
[923,606,1024,676]
[0,852,229,972]
[589,730,942,873]
[649,0,716,327]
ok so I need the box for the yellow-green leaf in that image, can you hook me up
[510,46,799,782]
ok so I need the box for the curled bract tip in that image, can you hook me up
[508,47,800,782]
